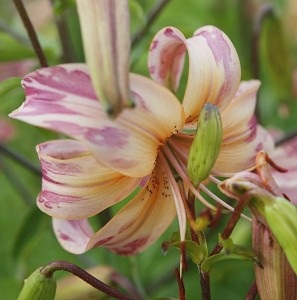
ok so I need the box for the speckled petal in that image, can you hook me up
[10,64,184,177]
[148,25,241,121]
[37,139,141,219]
[53,158,176,255]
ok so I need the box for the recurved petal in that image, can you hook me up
[37,139,141,219]
[221,80,260,142]
[10,64,184,177]
[148,25,241,121]
[213,125,274,175]
[53,219,94,254]
[53,159,176,255]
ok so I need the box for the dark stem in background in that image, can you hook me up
[210,194,250,256]
[0,156,34,205]
[0,143,40,176]
[275,127,297,147]
[131,0,171,48]
[42,261,134,300]
[53,11,75,63]
[13,0,48,67]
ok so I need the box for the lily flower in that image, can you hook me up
[9,26,273,255]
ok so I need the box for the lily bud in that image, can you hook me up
[187,103,222,186]
[18,267,56,300]
[253,219,297,299]
[219,173,297,275]
[76,0,133,117]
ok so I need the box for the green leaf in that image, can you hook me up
[201,237,259,273]
[13,206,50,260]
[0,33,35,62]
[0,77,21,98]
[162,239,204,265]
[259,7,292,101]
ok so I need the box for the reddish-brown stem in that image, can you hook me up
[13,0,48,67]
[245,281,258,300]
[131,0,171,47]
[175,268,185,300]
[210,194,250,256]
[42,261,133,300]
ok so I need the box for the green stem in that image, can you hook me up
[42,261,133,300]
[13,0,48,67]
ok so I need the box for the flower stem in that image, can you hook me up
[245,281,258,300]
[200,270,211,300]
[175,268,185,300]
[13,0,48,67]
[41,261,133,300]
[210,194,250,256]
[131,0,171,47]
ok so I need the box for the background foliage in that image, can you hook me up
[0,0,296,299]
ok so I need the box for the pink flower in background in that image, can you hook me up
[272,136,297,204]
[9,26,273,255]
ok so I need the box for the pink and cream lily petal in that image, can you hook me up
[148,25,241,121]
[9,64,185,178]
[37,139,142,219]
[214,80,275,174]
[53,157,177,255]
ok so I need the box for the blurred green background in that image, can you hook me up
[0,0,296,299]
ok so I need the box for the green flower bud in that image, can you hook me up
[219,173,297,275]
[253,219,297,299]
[18,267,56,300]
[187,103,222,186]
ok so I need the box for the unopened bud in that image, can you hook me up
[18,267,56,300]
[219,172,297,275]
[187,103,222,186]
[253,219,297,299]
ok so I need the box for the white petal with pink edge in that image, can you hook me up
[53,160,176,255]
[10,64,184,177]
[37,139,141,219]
[148,25,241,121]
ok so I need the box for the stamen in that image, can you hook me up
[162,144,216,210]
[163,144,252,222]
[199,183,252,222]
